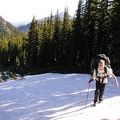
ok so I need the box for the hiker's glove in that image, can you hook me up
[89,78,93,83]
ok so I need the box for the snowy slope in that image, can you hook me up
[0,73,120,120]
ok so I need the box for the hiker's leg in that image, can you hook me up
[99,83,106,101]
[94,81,100,103]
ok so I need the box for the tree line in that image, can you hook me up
[0,0,120,74]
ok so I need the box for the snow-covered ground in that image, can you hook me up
[0,73,120,120]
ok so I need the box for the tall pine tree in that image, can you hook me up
[27,16,40,68]
[53,10,63,64]
[61,8,72,64]
[70,0,84,65]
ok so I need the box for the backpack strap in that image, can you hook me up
[96,67,107,76]
[95,68,98,77]
[104,67,107,74]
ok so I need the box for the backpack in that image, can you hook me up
[91,54,112,76]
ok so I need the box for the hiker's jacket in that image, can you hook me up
[93,67,112,84]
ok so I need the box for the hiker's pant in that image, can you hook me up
[94,81,106,102]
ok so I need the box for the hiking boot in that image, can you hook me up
[99,97,103,102]
[94,100,97,106]
[94,102,96,106]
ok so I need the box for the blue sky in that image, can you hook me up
[0,0,80,23]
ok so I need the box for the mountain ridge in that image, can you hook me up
[0,16,22,38]
[17,12,73,33]
[0,12,73,35]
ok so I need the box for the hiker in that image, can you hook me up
[89,59,119,106]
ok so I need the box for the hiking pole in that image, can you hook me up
[86,83,90,105]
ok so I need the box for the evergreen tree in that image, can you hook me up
[47,12,55,65]
[8,34,18,69]
[53,10,63,64]
[27,16,40,67]
[97,0,110,55]
[60,7,72,64]
[0,37,8,69]
[70,0,84,65]
[16,35,27,69]
[39,18,50,66]
[109,0,120,61]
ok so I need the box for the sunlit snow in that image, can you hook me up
[0,73,120,120]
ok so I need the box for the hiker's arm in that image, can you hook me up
[107,67,119,87]
[111,73,119,87]
[89,78,94,83]
[92,69,96,79]
[89,70,96,83]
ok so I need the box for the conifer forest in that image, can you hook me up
[0,0,120,74]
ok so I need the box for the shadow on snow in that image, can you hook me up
[0,73,119,120]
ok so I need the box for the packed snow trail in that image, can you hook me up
[0,73,120,120]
